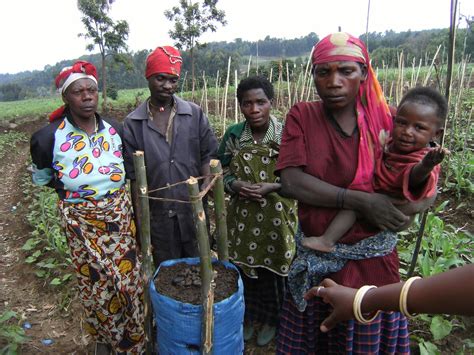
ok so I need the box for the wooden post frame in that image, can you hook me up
[187,177,215,354]
[210,159,229,262]
[132,151,154,355]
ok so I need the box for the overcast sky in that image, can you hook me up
[1,0,472,74]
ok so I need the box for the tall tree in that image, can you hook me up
[165,0,227,94]
[77,0,129,109]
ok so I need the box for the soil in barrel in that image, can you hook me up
[154,262,239,304]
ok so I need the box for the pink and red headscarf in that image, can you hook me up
[145,46,182,79]
[312,32,392,192]
[49,60,98,122]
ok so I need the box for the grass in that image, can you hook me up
[0,96,63,122]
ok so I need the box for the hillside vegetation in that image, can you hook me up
[1,27,473,102]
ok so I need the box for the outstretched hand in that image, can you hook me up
[304,278,357,332]
[422,146,449,168]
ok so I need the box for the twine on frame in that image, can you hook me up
[140,172,221,203]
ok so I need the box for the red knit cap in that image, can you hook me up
[145,46,182,79]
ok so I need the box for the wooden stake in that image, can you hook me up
[202,71,209,116]
[247,55,252,77]
[301,46,314,102]
[132,151,154,355]
[215,71,220,118]
[422,45,442,87]
[187,177,214,354]
[442,0,459,148]
[223,56,232,134]
[210,160,229,262]
[286,62,292,109]
[235,70,239,123]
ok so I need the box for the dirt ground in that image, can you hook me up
[0,118,92,354]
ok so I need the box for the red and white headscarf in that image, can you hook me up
[145,46,182,79]
[49,60,98,122]
[312,32,392,192]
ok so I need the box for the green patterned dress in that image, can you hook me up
[218,116,297,279]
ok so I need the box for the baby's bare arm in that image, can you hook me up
[409,146,448,189]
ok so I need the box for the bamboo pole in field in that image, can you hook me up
[305,73,314,102]
[247,56,252,77]
[381,60,387,96]
[209,160,229,262]
[276,62,283,109]
[365,0,371,50]
[294,71,303,105]
[132,151,154,355]
[256,41,259,75]
[443,0,459,146]
[187,177,214,355]
[446,61,468,151]
[410,58,416,88]
[215,71,220,118]
[286,62,292,109]
[269,67,273,83]
[202,72,209,116]
[235,70,239,123]
[222,57,232,135]
[422,44,442,86]
[396,51,404,103]
[414,58,422,87]
[389,82,394,105]
[200,73,205,109]
[181,71,188,96]
[301,47,314,102]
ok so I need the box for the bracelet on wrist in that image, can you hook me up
[353,285,380,324]
[399,276,421,317]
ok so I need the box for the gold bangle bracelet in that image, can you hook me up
[399,276,421,317]
[353,285,380,324]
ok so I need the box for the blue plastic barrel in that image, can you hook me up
[150,257,244,354]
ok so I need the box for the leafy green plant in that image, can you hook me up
[442,150,474,197]
[0,310,28,354]
[398,200,473,353]
[22,179,71,286]
[0,132,28,159]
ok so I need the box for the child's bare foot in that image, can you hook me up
[301,236,335,252]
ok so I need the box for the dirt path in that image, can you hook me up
[0,120,91,354]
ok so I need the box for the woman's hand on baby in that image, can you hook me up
[360,192,409,231]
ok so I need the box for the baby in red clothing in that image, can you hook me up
[303,86,449,252]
